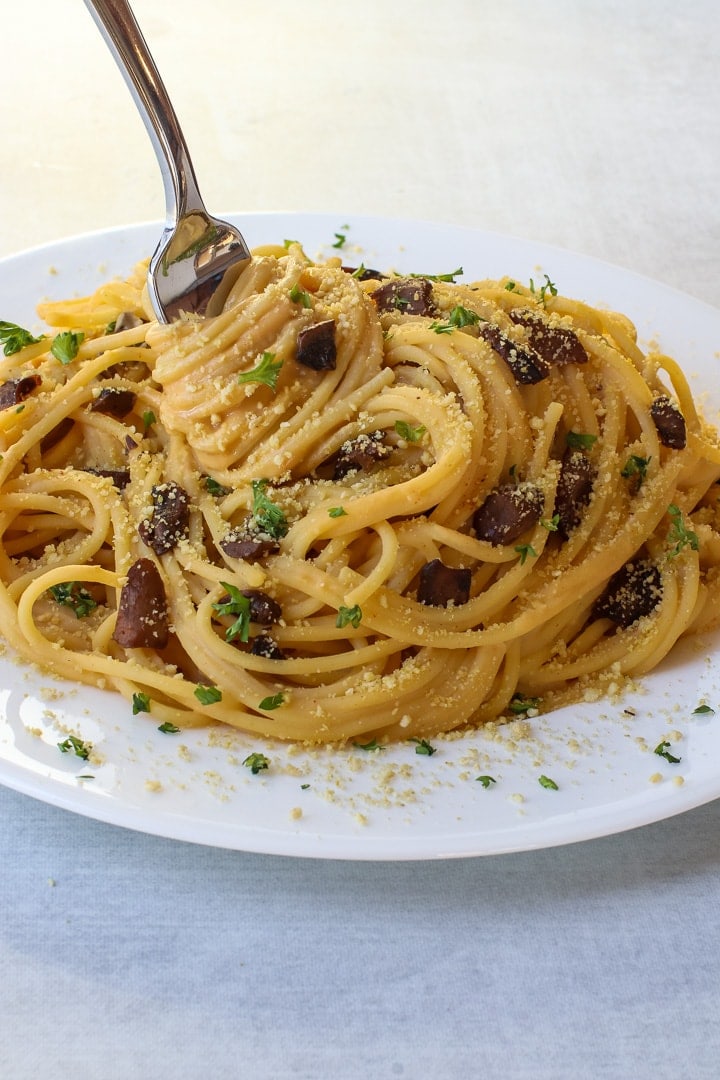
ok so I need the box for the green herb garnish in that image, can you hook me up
[328,506,347,518]
[530,274,558,305]
[394,420,426,442]
[654,740,681,764]
[332,229,348,249]
[243,752,270,774]
[237,351,284,392]
[132,692,151,715]
[194,685,222,705]
[541,514,560,532]
[336,604,362,629]
[410,737,436,756]
[621,454,650,488]
[514,543,537,565]
[447,305,483,328]
[666,504,699,558]
[213,582,252,643]
[0,320,44,356]
[476,775,496,788]
[142,409,156,431]
[509,693,541,715]
[538,774,559,790]
[289,283,313,308]
[57,735,91,760]
[352,738,384,752]
[258,692,285,710]
[51,330,84,365]
[429,320,455,335]
[693,704,715,715]
[204,476,231,497]
[158,722,180,733]
[48,581,97,618]
[251,479,289,539]
[566,431,598,451]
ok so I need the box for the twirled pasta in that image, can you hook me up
[1,242,719,743]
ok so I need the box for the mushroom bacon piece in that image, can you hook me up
[594,559,663,629]
[650,395,687,450]
[138,481,191,555]
[508,309,587,366]
[371,277,436,316]
[89,387,137,418]
[341,266,385,281]
[0,374,42,410]
[553,450,595,538]
[478,323,550,384]
[113,557,169,649]
[333,430,391,480]
[84,467,131,490]
[219,531,280,561]
[296,320,337,371]
[472,483,545,546]
[250,634,287,660]
[417,558,472,607]
[241,589,282,626]
[40,417,74,454]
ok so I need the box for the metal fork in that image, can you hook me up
[83,0,251,322]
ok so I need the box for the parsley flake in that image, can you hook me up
[336,604,362,629]
[51,330,84,365]
[509,694,541,715]
[251,479,288,539]
[258,692,285,710]
[530,274,558,305]
[476,775,496,788]
[566,431,598,451]
[194,685,222,705]
[213,583,252,643]
[0,320,45,356]
[132,692,151,715]
[158,721,180,734]
[57,735,92,760]
[352,738,384,752]
[410,737,437,756]
[621,454,650,488]
[48,581,97,618]
[654,740,681,764]
[243,752,270,774]
[666,504,699,559]
[204,476,231,497]
[328,506,347,518]
[447,305,483,328]
[514,543,537,565]
[238,351,284,392]
[538,774,559,790]
[693,704,715,715]
[289,283,313,308]
[394,420,426,442]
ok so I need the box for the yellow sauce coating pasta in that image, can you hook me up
[1,243,719,743]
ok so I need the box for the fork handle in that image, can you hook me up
[83,0,205,224]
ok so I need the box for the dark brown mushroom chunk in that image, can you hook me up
[220,530,279,561]
[650,395,686,449]
[296,320,337,371]
[508,309,587,365]
[40,417,74,454]
[417,558,471,607]
[113,557,169,648]
[472,483,545,546]
[594,560,663,628]
[478,323,550,384]
[89,387,137,418]
[241,589,282,626]
[0,374,42,410]
[138,482,190,555]
[371,277,435,316]
[554,450,595,538]
[84,467,131,490]
[333,430,391,480]
[250,635,286,660]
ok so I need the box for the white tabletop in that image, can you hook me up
[1,2,719,1077]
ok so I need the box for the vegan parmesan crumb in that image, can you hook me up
[144,779,163,792]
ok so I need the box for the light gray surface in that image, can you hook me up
[1,2,719,1077]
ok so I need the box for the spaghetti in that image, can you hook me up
[1,242,719,743]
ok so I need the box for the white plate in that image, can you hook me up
[1,212,719,859]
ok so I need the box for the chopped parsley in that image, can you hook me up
[504,281,518,292]
[204,475,231,497]
[331,228,348,249]
[258,692,285,710]
[514,543,537,565]
[194,685,222,705]
[328,506,347,518]
[57,735,91,760]
[621,454,650,488]
[158,722,180,733]
[413,267,463,283]
[538,774,559,790]
[429,320,455,335]
[0,320,45,356]
[48,581,97,618]
[336,603,362,629]
[447,304,483,328]
[693,704,715,715]
[654,740,681,764]
[541,514,560,532]
[132,692,151,715]
[243,752,270,774]
[476,775,496,788]
[237,351,284,392]
[289,283,313,308]
[666,504,699,558]
[251,479,288,539]
[352,738,384,752]
[50,330,84,365]
[530,274,558,305]
[394,420,426,442]
[143,409,157,431]
[509,693,541,715]
[566,431,598,451]
[213,582,252,643]
[410,737,436,756]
